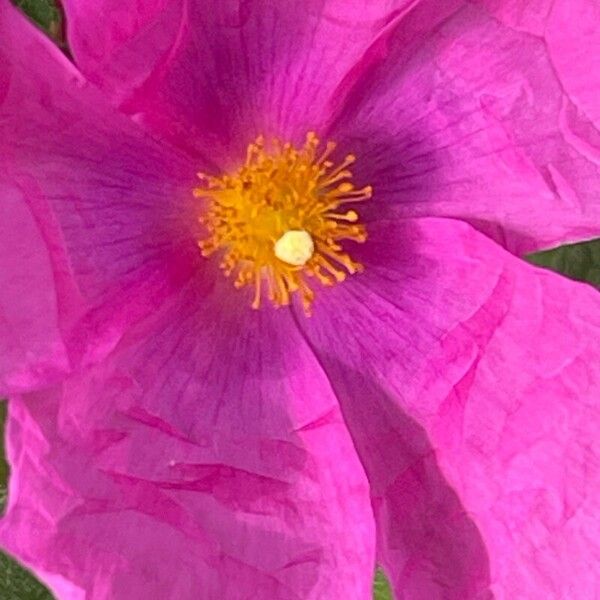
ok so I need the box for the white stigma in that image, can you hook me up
[274,230,315,266]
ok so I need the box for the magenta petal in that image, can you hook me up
[0,6,200,393]
[299,217,600,598]
[0,187,71,394]
[0,279,375,599]
[482,0,600,130]
[545,0,600,130]
[62,0,420,162]
[330,0,600,254]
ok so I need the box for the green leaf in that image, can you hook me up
[0,552,55,600]
[0,403,8,505]
[374,569,393,600]
[12,0,63,42]
[526,238,600,288]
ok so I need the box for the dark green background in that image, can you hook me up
[2,2,599,598]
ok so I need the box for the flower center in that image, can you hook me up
[194,133,371,313]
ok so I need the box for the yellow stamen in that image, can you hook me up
[194,133,371,313]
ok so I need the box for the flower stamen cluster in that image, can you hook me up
[195,133,371,313]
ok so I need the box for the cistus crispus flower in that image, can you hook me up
[1,1,599,598]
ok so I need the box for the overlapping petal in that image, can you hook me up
[0,182,70,394]
[298,217,600,598]
[61,0,420,164]
[0,275,374,599]
[482,0,600,129]
[328,0,600,254]
[0,5,200,394]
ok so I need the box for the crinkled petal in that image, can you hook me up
[0,275,374,599]
[0,182,70,394]
[481,0,600,129]
[329,0,600,254]
[0,5,200,393]
[297,217,600,598]
[62,0,420,163]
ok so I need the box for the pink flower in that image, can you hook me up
[1,0,600,598]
